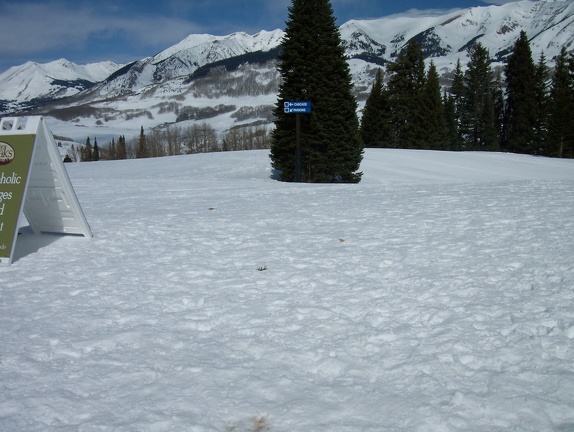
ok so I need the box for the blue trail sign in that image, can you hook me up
[284,101,311,114]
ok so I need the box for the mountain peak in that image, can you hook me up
[0,59,121,101]
[1,0,574,134]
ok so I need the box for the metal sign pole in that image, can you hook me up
[295,113,302,182]
[284,101,311,183]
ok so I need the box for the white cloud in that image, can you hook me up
[0,1,200,60]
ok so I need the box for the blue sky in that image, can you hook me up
[0,0,523,74]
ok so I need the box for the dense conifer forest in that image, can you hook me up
[361,31,574,159]
[78,30,573,165]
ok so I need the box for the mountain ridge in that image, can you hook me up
[1,0,573,141]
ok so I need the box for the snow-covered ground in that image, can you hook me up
[1,149,574,431]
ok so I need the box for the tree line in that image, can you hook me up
[75,123,271,162]
[72,26,573,167]
[360,31,574,158]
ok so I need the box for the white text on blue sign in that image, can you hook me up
[284,101,311,114]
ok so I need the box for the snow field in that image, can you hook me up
[1,149,574,431]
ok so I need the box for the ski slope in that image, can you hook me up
[1,149,574,431]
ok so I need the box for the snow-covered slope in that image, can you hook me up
[91,30,284,99]
[0,59,121,101]
[2,149,574,431]
[154,30,283,65]
[341,0,574,70]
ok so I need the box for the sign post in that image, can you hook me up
[284,101,311,182]
[0,116,92,266]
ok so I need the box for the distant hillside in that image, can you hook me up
[0,0,572,142]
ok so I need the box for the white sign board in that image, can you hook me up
[0,116,92,265]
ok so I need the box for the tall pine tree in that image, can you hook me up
[360,69,392,148]
[117,135,127,160]
[136,126,148,159]
[533,53,550,155]
[386,40,426,149]
[548,47,574,158]
[461,43,499,151]
[492,68,506,151]
[447,59,465,150]
[504,31,537,154]
[443,92,461,151]
[93,137,100,161]
[419,61,447,150]
[82,137,93,162]
[270,0,363,182]
[107,138,117,161]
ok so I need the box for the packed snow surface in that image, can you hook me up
[1,149,574,431]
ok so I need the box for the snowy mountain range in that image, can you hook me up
[1,0,573,141]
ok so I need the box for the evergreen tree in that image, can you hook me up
[136,126,148,159]
[461,43,499,151]
[533,53,550,155]
[482,88,500,152]
[270,0,363,183]
[360,69,392,148]
[443,92,460,151]
[117,135,127,160]
[107,138,117,161]
[492,68,505,152]
[82,137,93,162]
[447,59,465,150]
[93,137,100,161]
[386,40,426,148]
[419,61,446,150]
[569,51,574,157]
[504,31,537,154]
[548,47,574,158]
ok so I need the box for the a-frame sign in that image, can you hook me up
[0,116,92,265]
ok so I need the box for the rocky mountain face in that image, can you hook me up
[0,0,573,141]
